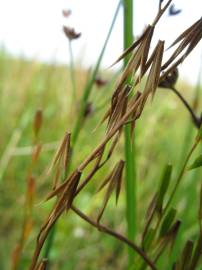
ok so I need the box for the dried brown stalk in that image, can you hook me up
[71,205,158,270]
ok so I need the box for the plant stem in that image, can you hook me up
[164,138,200,214]
[43,226,56,265]
[72,0,122,145]
[170,86,200,128]
[71,205,158,270]
[69,41,77,103]
[123,0,137,268]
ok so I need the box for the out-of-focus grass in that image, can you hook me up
[0,49,201,269]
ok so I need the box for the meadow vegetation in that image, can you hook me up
[0,1,202,269]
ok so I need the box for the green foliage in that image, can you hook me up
[159,208,177,237]
[188,154,202,170]
[0,6,202,269]
[156,164,172,214]
[142,228,155,251]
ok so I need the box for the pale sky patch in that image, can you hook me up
[0,0,201,84]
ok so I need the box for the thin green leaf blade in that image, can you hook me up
[156,164,172,214]
[142,228,155,251]
[188,154,202,170]
[160,208,177,237]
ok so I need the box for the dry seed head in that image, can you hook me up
[127,91,142,136]
[64,170,81,210]
[27,175,36,210]
[52,166,62,190]
[111,25,154,101]
[84,102,94,118]
[36,170,82,255]
[138,26,155,80]
[45,170,77,202]
[143,40,164,99]
[63,133,71,171]
[97,160,124,223]
[63,26,81,40]
[168,4,182,16]
[49,132,71,174]
[96,166,115,194]
[93,106,112,132]
[111,25,153,67]
[160,17,202,80]
[62,9,71,18]
[33,109,43,138]
[106,131,121,160]
[158,68,178,89]
[107,85,130,133]
[167,17,202,53]
[95,77,108,88]
[32,144,42,164]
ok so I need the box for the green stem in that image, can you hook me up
[72,0,122,145]
[123,0,136,268]
[124,127,136,267]
[164,138,199,215]
[43,226,56,269]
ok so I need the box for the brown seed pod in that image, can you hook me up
[95,77,108,88]
[158,68,178,89]
[84,102,94,118]
[62,10,71,18]
[63,26,81,40]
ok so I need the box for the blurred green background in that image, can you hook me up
[0,46,202,270]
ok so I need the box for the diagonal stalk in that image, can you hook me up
[71,205,158,270]
[170,86,200,128]
[164,138,200,216]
